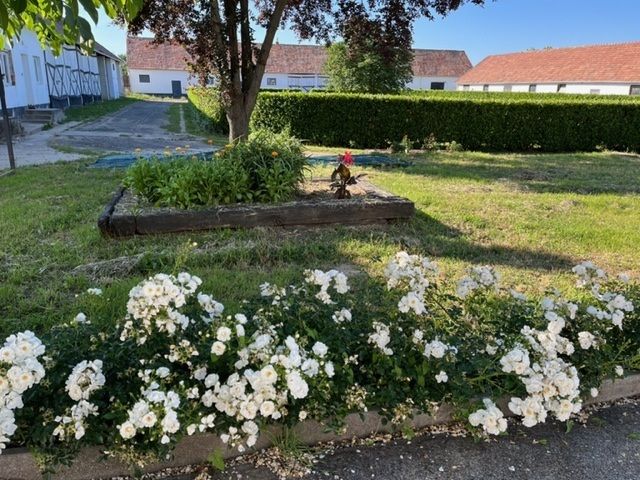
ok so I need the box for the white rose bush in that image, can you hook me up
[1,254,639,473]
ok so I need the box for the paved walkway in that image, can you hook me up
[51,100,211,153]
[170,400,640,480]
[0,100,211,170]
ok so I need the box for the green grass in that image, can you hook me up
[1,151,639,337]
[164,103,184,133]
[62,97,140,123]
[184,103,228,145]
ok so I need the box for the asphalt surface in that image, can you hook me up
[51,100,211,153]
[176,400,640,480]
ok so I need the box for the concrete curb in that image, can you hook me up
[1,374,638,480]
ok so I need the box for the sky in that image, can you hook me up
[91,0,640,65]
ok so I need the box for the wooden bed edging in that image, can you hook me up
[98,182,415,238]
[1,374,639,480]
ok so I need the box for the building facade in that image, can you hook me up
[1,30,124,118]
[457,42,640,96]
[127,37,472,95]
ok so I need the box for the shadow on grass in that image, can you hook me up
[385,152,640,195]
[406,211,574,271]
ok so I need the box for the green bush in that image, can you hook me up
[187,88,640,152]
[124,130,308,208]
[186,86,228,134]
[251,91,640,151]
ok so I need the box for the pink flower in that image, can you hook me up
[342,150,354,166]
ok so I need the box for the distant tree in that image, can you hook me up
[118,53,128,76]
[128,0,487,141]
[325,41,413,93]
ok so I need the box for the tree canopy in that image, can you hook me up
[1,0,142,53]
[129,0,487,139]
[325,41,413,93]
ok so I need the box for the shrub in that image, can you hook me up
[250,91,640,151]
[1,254,638,472]
[186,87,228,134]
[124,130,308,208]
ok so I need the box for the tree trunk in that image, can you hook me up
[227,99,250,142]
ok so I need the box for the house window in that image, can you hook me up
[430,82,445,90]
[590,89,600,95]
[317,76,328,88]
[0,50,16,86]
[503,85,512,92]
[482,84,489,92]
[138,74,150,83]
[557,84,567,93]
[32,56,43,84]
[288,75,315,89]
[630,85,640,96]
[462,85,470,91]
[266,77,277,86]
[528,84,537,93]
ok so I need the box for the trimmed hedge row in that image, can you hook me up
[188,88,640,151]
[187,87,228,135]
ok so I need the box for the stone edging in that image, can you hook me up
[1,374,638,480]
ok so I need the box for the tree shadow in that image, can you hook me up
[403,210,574,271]
[369,151,640,195]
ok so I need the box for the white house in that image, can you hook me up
[127,36,472,95]
[457,41,640,96]
[1,29,124,118]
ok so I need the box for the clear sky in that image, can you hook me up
[91,0,640,65]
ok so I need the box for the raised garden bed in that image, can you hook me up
[98,179,414,237]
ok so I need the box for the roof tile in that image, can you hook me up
[458,42,640,84]
[126,37,471,77]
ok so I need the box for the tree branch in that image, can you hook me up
[245,0,288,109]
[239,0,253,94]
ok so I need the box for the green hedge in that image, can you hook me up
[187,87,228,135]
[188,88,640,152]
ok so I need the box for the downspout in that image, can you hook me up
[43,48,52,108]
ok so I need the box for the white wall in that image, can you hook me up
[3,30,49,110]
[129,69,196,95]
[459,82,640,95]
[408,76,459,90]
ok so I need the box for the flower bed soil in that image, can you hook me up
[98,180,415,237]
[2,374,638,480]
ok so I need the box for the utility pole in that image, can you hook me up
[0,67,16,171]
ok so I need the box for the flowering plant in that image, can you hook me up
[330,150,364,199]
[1,252,639,473]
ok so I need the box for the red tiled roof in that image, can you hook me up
[127,37,471,77]
[458,42,640,84]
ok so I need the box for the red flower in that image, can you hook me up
[342,150,354,166]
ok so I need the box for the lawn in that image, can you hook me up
[1,150,639,338]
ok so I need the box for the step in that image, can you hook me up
[23,108,65,124]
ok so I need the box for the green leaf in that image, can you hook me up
[628,432,640,441]
[79,0,99,24]
[10,0,28,14]
[77,16,94,42]
[0,2,9,30]
[208,449,226,471]
[565,420,574,434]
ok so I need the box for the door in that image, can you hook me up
[21,54,35,105]
[171,80,182,97]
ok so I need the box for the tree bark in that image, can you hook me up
[227,100,250,142]
[223,0,288,142]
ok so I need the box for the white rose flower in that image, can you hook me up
[119,421,137,439]
[312,342,329,358]
[211,341,226,356]
[216,327,232,342]
[435,371,448,383]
